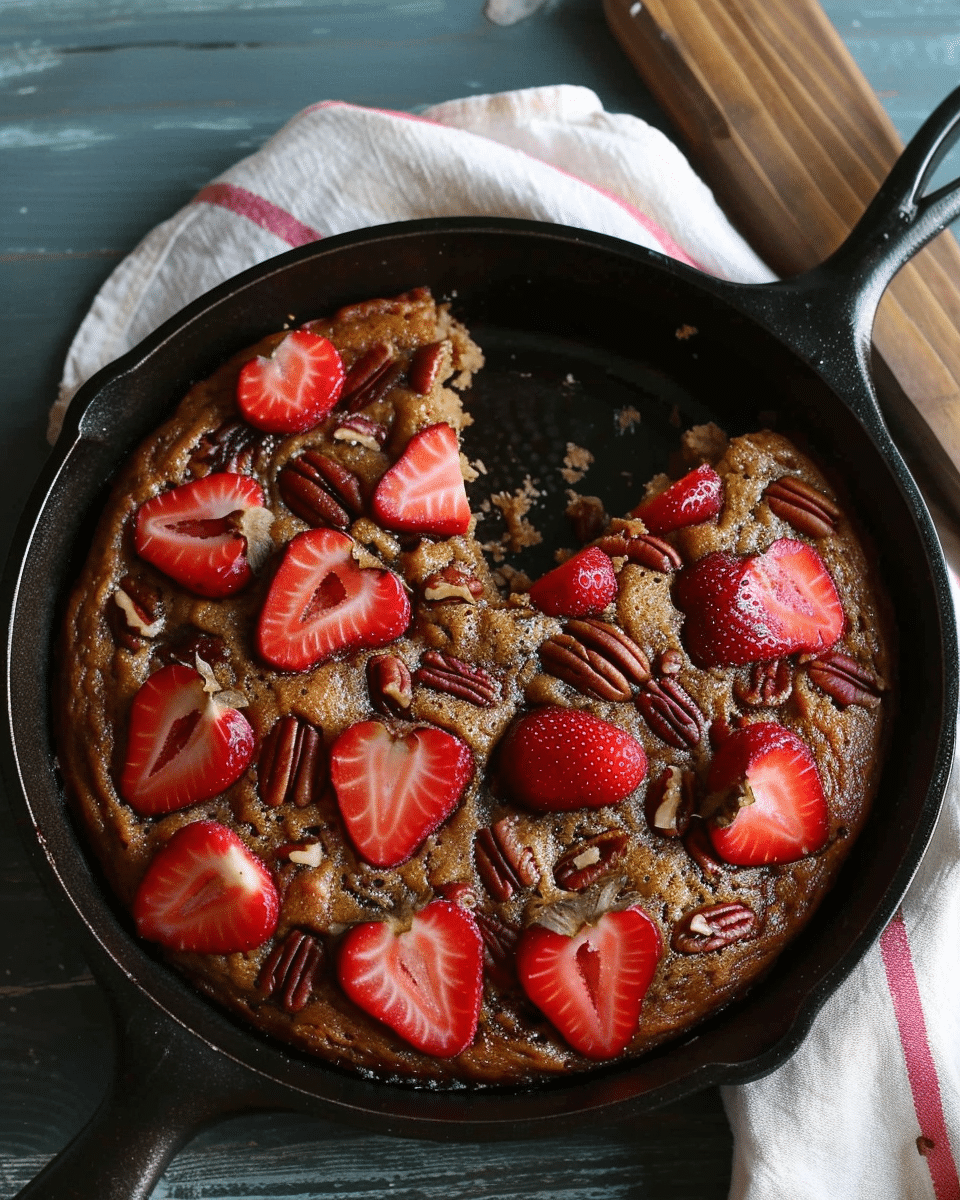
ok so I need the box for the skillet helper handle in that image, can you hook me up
[603,0,960,510]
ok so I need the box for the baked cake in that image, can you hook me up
[56,287,892,1084]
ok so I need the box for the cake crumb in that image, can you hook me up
[616,405,642,433]
[681,422,729,466]
[493,564,534,593]
[675,323,698,340]
[559,442,594,485]
[565,491,607,543]
[490,476,543,553]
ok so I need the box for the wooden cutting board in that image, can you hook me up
[604,0,960,511]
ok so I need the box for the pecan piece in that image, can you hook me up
[540,618,650,702]
[157,629,230,668]
[278,449,363,529]
[366,653,412,718]
[342,343,403,411]
[409,341,446,395]
[189,419,262,477]
[414,650,500,707]
[422,565,484,604]
[258,715,327,808]
[474,818,540,901]
[644,765,695,838]
[805,650,884,708]
[683,820,727,877]
[764,476,841,538]
[257,929,324,1012]
[734,659,794,707]
[671,902,758,954]
[636,677,703,749]
[474,910,519,988]
[333,414,388,450]
[109,575,164,650]
[596,531,683,572]
[553,830,628,891]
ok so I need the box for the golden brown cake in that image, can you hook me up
[56,287,892,1085]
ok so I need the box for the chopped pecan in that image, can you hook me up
[342,343,403,411]
[433,881,478,908]
[414,650,500,707]
[189,419,262,477]
[409,341,446,395]
[257,929,324,1012]
[422,565,484,604]
[258,715,327,809]
[276,840,324,867]
[596,531,683,572]
[157,629,230,668]
[109,575,164,650]
[366,653,412,718]
[475,818,540,901]
[553,831,628,891]
[655,648,684,677]
[474,910,519,989]
[734,659,794,707]
[540,618,650,702]
[332,413,388,450]
[764,476,841,538]
[566,495,607,544]
[644,765,695,838]
[671,902,758,954]
[805,650,884,708]
[683,820,726,877]
[636,677,703,749]
[278,450,363,530]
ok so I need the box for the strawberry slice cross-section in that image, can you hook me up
[237,329,345,434]
[372,422,472,537]
[705,721,830,867]
[120,661,255,816]
[329,719,474,867]
[516,896,662,1060]
[133,820,279,954]
[337,899,484,1057]
[256,528,411,672]
[134,472,274,599]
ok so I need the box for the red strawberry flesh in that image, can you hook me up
[630,462,723,533]
[120,662,254,816]
[330,720,473,867]
[237,329,345,434]
[135,472,271,598]
[706,721,830,866]
[337,899,483,1057]
[528,546,618,618]
[133,820,279,954]
[674,537,844,666]
[499,707,646,812]
[516,906,661,1059]
[256,528,411,671]
[372,422,471,536]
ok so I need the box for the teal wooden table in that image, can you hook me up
[1,2,956,1196]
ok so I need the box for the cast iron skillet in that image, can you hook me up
[6,86,960,1200]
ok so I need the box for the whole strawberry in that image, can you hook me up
[528,547,617,618]
[630,462,723,533]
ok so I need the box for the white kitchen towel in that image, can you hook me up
[50,85,959,1200]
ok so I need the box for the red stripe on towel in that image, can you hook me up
[193,183,320,247]
[880,910,960,1200]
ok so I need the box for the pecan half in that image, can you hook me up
[258,715,326,808]
[671,902,758,954]
[414,650,500,707]
[540,618,650,701]
[332,413,388,450]
[734,659,794,707]
[475,818,540,901]
[366,653,412,718]
[805,650,884,708]
[422,565,484,604]
[109,575,164,650]
[257,929,324,1012]
[553,831,628,891]
[596,531,683,572]
[409,341,446,395]
[644,765,695,838]
[342,343,403,411]
[636,677,703,749]
[764,476,841,538]
[279,450,363,529]
[474,910,519,988]
[189,419,262,477]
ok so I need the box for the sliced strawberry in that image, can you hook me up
[516,896,661,1060]
[237,329,345,434]
[528,547,618,618]
[705,721,830,866]
[132,820,279,954]
[371,423,471,537]
[256,528,411,672]
[134,472,273,599]
[630,463,723,533]
[498,707,647,812]
[674,537,844,667]
[329,720,473,867]
[337,899,483,1057]
[120,662,254,816]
